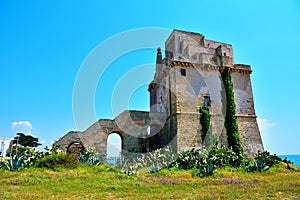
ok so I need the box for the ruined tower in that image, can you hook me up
[148,30,263,155]
[55,29,263,157]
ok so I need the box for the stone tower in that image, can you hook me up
[55,29,264,157]
[148,30,263,156]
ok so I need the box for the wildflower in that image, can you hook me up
[173,178,180,184]
[221,178,232,183]
[171,178,180,185]
[233,178,239,183]
[161,177,168,184]
[12,180,19,185]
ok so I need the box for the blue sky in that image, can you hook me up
[0,0,300,155]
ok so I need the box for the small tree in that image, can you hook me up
[12,133,41,148]
[199,105,211,142]
[221,67,243,156]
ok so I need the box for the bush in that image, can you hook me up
[196,160,215,177]
[78,147,106,165]
[199,105,211,142]
[1,145,44,170]
[170,148,216,177]
[244,151,282,172]
[208,146,243,168]
[35,152,79,169]
[0,155,25,171]
[171,148,205,170]
[117,146,177,175]
[170,146,245,177]
[171,146,242,171]
[11,146,44,167]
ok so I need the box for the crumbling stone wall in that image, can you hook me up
[54,110,150,155]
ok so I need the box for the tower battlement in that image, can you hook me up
[165,30,234,66]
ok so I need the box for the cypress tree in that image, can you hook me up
[221,67,243,156]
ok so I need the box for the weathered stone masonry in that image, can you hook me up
[54,110,150,155]
[54,29,264,156]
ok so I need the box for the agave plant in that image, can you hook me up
[118,146,177,175]
[244,151,282,172]
[78,147,105,165]
[196,160,215,177]
[3,155,26,171]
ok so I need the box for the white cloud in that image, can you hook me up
[107,140,121,157]
[39,139,47,144]
[257,117,276,148]
[257,117,276,132]
[11,121,33,135]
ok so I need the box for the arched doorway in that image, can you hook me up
[107,133,122,164]
[67,142,85,157]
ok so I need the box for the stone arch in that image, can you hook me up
[67,141,85,157]
[54,110,150,155]
[106,132,123,159]
[107,131,123,148]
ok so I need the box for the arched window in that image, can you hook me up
[67,142,84,157]
[107,133,122,161]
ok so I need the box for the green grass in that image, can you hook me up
[0,163,300,199]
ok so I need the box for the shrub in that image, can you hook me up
[199,105,211,142]
[35,152,79,169]
[1,155,25,171]
[244,151,281,172]
[171,146,242,170]
[171,148,206,170]
[170,148,216,177]
[282,157,297,170]
[1,145,44,170]
[12,146,44,167]
[117,146,177,175]
[171,146,245,177]
[78,147,105,165]
[196,160,215,177]
[208,146,243,168]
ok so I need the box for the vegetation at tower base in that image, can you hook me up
[220,67,243,157]
[0,136,296,176]
[199,105,211,143]
[34,152,79,169]
[116,146,178,175]
[78,147,106,166]
[199,104,217,148]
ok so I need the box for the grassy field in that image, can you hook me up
[0,164,300,200]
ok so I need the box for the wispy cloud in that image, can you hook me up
[257,117,276,146]
[11,121,33,135]
[257,117,276,132]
